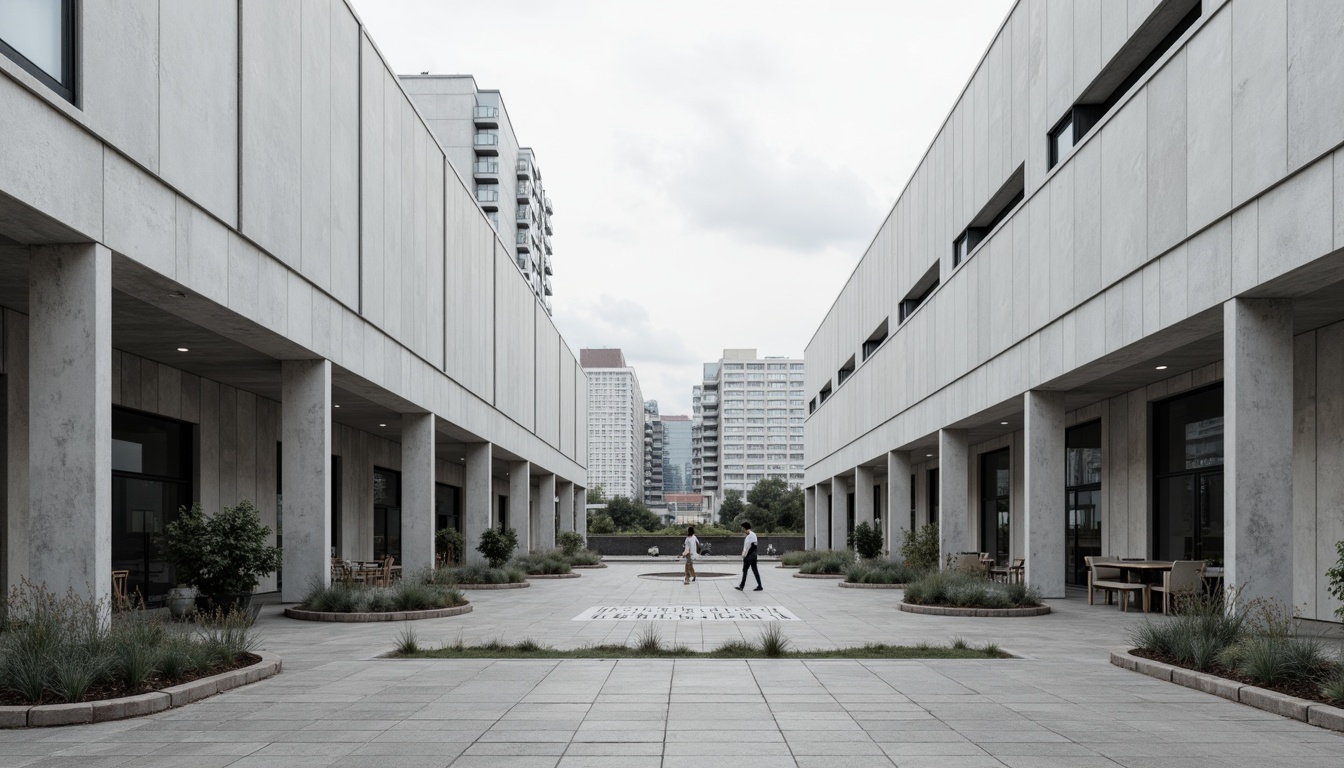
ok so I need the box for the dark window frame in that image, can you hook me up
[0,0,78,104]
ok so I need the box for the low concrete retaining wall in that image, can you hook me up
[527,573,580,579]
[587,535,804,557]
[1110,646,1344,732]
[793,573,845,579]
[456,581,529,590]
[898,603,1050,617]
[839,581,906,589]
[0,651,281,728]
[284,604,472,622]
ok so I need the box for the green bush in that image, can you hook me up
[781,550,827,566]
[158,500,283,596]
[902,570,1041,609]
[298,574,466,614]
[511,550,573,575]
[439,564,527,584]
[557,531,586,557]
[900,522,941,571]
[565,549,603,566]
[1322,669,1344,705]
[1128,589,1248,672]
[1217,634,1332,686]
[435,527,466,566]
[849,522,884,560]
[477,526,519,568]
[588,514,616,534]
[799,551,855,575]
[845,558,924,585]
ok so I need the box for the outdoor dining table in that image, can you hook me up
[1111,561,1174,611]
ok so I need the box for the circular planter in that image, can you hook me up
[571,563,608,569]
[0,651,281,728]
[284,603,472,622]
[526,573,580,579]
[898,602,1050,617]
[792,572,846,579]
[456,581,530,590]
[839,581,907,589]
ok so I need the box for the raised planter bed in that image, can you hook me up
[571,563,608,569]
[898,602,1050,617]
[284,604,472,622]
[526,573,580,579]
[456,581,530,590]
[1110,646,1344,733]
[0,651,281,728]
[792,572,845,579]
[777,565,800,569]
[839,581,907,589]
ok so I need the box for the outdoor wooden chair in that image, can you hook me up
[1150,560,1206,614]
[954,553,983,575]
[1086,555,1147,611]
[1008,558,1024,584]
[111,570,131,612]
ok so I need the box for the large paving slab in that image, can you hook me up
[2,562,1340,767]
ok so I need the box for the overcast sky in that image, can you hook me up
[352,0,1014,415]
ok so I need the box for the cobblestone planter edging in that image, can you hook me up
[0,651,281,728]
[777,565,800,569]
[284,604,473,622]
[792,573,845,579]
[526,573,581,579]
[839,581,907,589]
[456,581,530,590]
[570,564,608,569]
[898,602,1050,617]
[1109,646,1344,733]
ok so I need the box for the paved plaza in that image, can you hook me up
[1,562,1341,767]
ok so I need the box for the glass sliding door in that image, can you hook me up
[111,408,192,607]
[979,449,1010,565]
[1152,385,1224,564]
[372,467,402,562]
[1065,421,1102,586]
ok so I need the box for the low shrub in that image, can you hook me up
[298,575,466,614]
[557,531,586,557]
[848,521,884,560]
[477,527,519,568]
[564,549,603,566]
[511,550,573,575]
[438,564,527,585]
[902,570,1041,609]
[1127,589,1248,672]
[1322,668,1344,705]
[798,551,856,575]
[845,558,924,585]
[900,522,941,571]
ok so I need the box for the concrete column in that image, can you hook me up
[938,428,969,567]
[575,486,587,540]
[830,473,849,551]
[814,483,830,549]
[4,311,29,595]
[887,451,912,555]
[280,359,332,602]
[855,465,876,531]
[509,460,531,552]
[400,413,435,574]
[536,473,557,551]
[27,244,111,605]
[464,442,493,565]
[1024,391,1066,598]
[804,487,815,550]
[1225,298,1294,609]
[557,480,575,538]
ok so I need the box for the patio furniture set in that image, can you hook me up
[331,556,401,587]
[953,552,1025,583]
[1085,556,1211,613]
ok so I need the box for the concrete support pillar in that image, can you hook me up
[804,487,815,550]
[464,442,493,565]
[280,359,332,602]
[887,451,912,555]
[27,244,111,605]
[575,486,587,540]
[814,483,831,549]
[509,461,531,552]
[1024,391,1067,598]
[536,473,557,551]
[938,428,969,567]
[1225,298,1294,609]
[830,473,849,551]
[4,311,29,595]
[558,480,575,538]
[854,465,875,533]
[400,413,435,574]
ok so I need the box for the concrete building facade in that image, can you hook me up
[0,0,586,606]
[400,75,555,312]
[804,0,1344,624]
[581,349,644,501]
[693,349,806,511]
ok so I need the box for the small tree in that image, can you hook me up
[557,531,585,557]
[900,522,941,571]
[587,485,607,505]
[1327,540,1344,622]
[588,513,615,534]
[158,500,283,596]
[435,527,466,566]
[718,490,746,527]
[850,521,883,560]
[477,526,518,568]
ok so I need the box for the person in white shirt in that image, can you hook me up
[734,521,763,592]
[681,526,699,585]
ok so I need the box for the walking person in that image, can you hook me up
[734,521,763,592]
[681,526,699,585]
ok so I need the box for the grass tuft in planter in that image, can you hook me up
[845,558,925,584]
[798,551,856,575]
[510,550,574,575]
[902,570,1042,609]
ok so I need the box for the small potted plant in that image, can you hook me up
[158,500,283,614]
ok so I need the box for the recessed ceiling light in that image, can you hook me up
[334,404,340,408]
[926,453,934,457]
[176,347,189,352]
[1000,421,1009,425]
[379,423,387,427]
[1155,365,1168,370]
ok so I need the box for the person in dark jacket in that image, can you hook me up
[734,521,762,592]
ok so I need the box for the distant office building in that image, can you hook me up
[401,75,555,312]
[582,349,644,501]
[692,350,806,509]
[661,416,694,495]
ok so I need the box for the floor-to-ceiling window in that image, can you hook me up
[373,467,401,561]
[1153,385,1224,563]
[909,474,916,532]
[435,483,461,533]
[979,449,1010,564]
[1065,421,1102,587]
[927,468,939,526]
[111,408,192,607]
